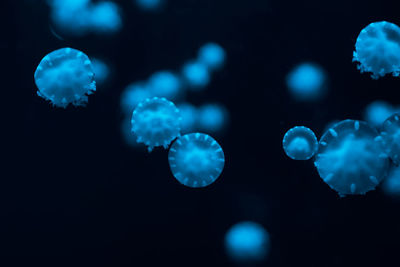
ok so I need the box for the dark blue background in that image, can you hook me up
[6,0,400,266]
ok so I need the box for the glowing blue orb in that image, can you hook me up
[147,71,182,100]
[197,103,229,133]
[168,133,225,188]
[314,120,389,196]
[283,126,318,160]
[353,21,400,79]
[380,113,400,165]
[89,1,122,34]
[131,97,181,151]
[182,61,210,89]
[176,103,198,134]
[34,47,96,108]
[225,221,270,263]
[364,100,396,128]
[91,58,110,85]
[120,82,151,115]
[198,43,226,71]
[286,62,327,101]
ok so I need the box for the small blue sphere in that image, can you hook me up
[168,133,225,188]
[147,71,182,100]
[225,221,270,263]
[198,43,226,71]
[283,126,318,160]
[182,61,210,89]
[364,100,396,128]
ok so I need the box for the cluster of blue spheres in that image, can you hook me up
[34,47,96,108]
[120,43,228,148]
[49,0,122,36]
[353,21,400,79]
[286,62,327,102]
[225,221,270,263]
[283,126,318,160]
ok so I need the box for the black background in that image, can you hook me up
[5,0,400,266]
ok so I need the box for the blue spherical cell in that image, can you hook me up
[353,21,400,79]
[176,103,198,134]
[135,0,163,10]
[120,82,152,115]
[282,126,318,160]
[147,71,182,100]
[49,0,92,36]
[131,97,181,151]
[91,58,110,85]
[197,103,229,133]
[380,113,400,165]
[89,1,122,34]
[182,61,210,90]
[225,221,270,263]
[198,43,226,71]
[314,120,389,196]
[34,47,96,108]
[381,165,400,198]
[168,133,225,188]
[364,100,396,128]
[286,62,327,102]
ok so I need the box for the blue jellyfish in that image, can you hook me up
[168,133,225,188]
[49,0,91,36]
[225,221,270,263]
[286,62,327,102]
[364,100,397,128]
[34,47,96,108]
[353,21,400,79]
[197,103,229,133]
[282,126,318,160]
[380,113,400,165]
[89,1,122,34]
[131,97,181,151]
[197,43,226,71]
[120,82,151,115]
[176,103,198,134]
[147,71,182,100]
[182,61,210,89]
[135,0,164,11]
[381,165,400,198]
[314,120,389,196]
[91,58,110,85]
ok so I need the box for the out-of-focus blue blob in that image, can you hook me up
[176,103,198,134]
[353,21,400,79]
[120,82,151,115]
[198,43,226,71]
[34,47,96,108]
[381,165,400,198]
[131,97,181,151]
[282,126,318,160]
[49,0,91,36]
[91,58,110,85]
[182,61,210,90]
[168,133,225,188]
[147,71,182,100]
[364,100,395,128]
[197,103,229,133]
[135,0,163,11]
[286,62,327,102]
[314,120,389,196]
[89,1,122,34]
[380,113,400,165]
[225,221,270,263]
